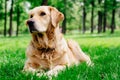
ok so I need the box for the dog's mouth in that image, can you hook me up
[27,21,45,37]
[29,29,38,33]
[28,24,37,33]
[28,25,46,34]
[37,33,43,37]
[28,27,45,35]
[28,26,44,37]
[27,20,38,33]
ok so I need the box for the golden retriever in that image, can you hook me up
[23,6,91,76]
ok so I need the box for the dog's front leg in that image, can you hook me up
[23,59,41,73]
[47,65,65,76]
[23,61,36,72]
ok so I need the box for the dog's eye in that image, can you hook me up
[40,12,46,16]
[30,15,33,18]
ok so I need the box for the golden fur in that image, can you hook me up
[23,6,91,75]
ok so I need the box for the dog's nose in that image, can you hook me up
[27,20,34,26]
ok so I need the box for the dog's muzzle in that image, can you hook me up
[27,20,37,33]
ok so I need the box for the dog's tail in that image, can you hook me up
[67,39,91,65]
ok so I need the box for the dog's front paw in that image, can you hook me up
[87,59,94,66]
[46,70,58,76]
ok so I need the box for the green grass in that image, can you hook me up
[0,32,120,80]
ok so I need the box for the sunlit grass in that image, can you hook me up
[0,32,120,80]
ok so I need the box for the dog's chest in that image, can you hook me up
[32,49,65,70]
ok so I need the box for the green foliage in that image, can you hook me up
[27,0,42,8]
[0,0,4,20]
[0,0,120,35]
[0,32,120,79]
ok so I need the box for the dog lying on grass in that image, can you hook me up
[23,6,91,76]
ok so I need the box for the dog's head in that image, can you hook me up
[26,6,64,34]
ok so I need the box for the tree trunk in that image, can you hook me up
[16,5,20,36]
[98,0,103,33]
[82,0,86,34]
[62,0,66,34]
[103,0,107,33]
[98,12,103,33]
[111,0,116,33]
[41,0,48,5]
[9,0,13,37]
[91,0,94,33]
[4,0,7,37]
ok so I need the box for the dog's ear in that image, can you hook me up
[50,7,64,27]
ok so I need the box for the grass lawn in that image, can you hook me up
[0,32,120,80]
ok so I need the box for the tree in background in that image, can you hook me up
[41,0,48,5]
[0,0,4,20]
[103,0,107,33]
[0,0,120,37]
[98,0,103,33]
[27,0,42,8]
[62,0,66,34]
[16,5,20,36]
[15,0,26,36]
[4,0,7,37]
[82,0,87,34]
[90,0,94,33]
[111,0,116,33]
[9,0,14,36]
